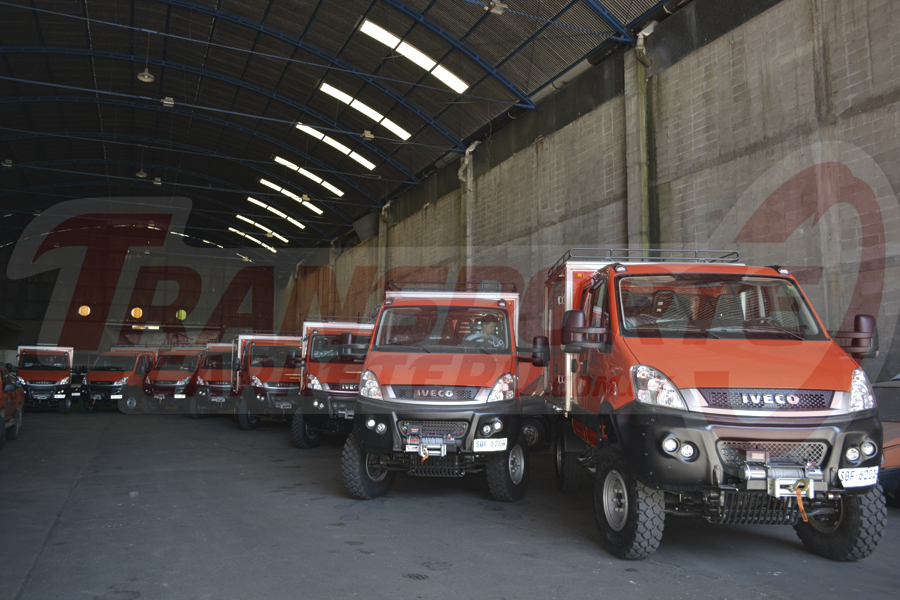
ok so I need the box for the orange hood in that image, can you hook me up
[621,338,857,391]
[85,371,132,384]
[248,366,303,383]
[364,351,514,388]
[18,370,69,382]
[306,362,364,384]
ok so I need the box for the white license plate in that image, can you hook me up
[211,397,225,403]
[92,394,102,400]
[838,467,879,488]
[275,401,292,409]
[474,438,508,452]
[174,394,186,399]
[110,394,122,400]
[54,394,66,399]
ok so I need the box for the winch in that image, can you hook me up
[742,464,824,499]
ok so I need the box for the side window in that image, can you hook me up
[588,278,610,346]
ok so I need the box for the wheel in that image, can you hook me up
[486,435,530,502]
[118,390,142,415]
[142,397,161,414]
[58,395,72,414]
[341,434,395,500]
[188,396,207,419]
[794,485,886,561]
[292,413,322,448]
[5,406,22,440]
[555,427,582,492]
[235,398,261,430]
[79,396,96,413]
[594,446,665,560]
[520,418,546,450]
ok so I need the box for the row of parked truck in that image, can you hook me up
[3,248,895,562]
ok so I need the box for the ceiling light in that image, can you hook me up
[137,68,155,83]
[487,1,508,15]
[260,179,281,192]
[161,97,175,108]
[271,159,344,197]
[360,20,401,48]
[152,177,162,186]
[322,137,351,155]
[320,83,353,105]
[1,159,12,168]
[33,209,41,217]
[286,217,306,230]
[380,118,411,141]
[266,205,287,219]
[361,130,375,141]
[135,169,148,179]
[248,196,267,208]
[321,181,343,197]
[295,123,376,171]
[349,152,376,170]
[350,99,383,122]
[320,83,411,140]
[432,65,468,94]
[397,42,436,71]
[274,156,299,170]
[236,215,254,225]
[296,124,324,140]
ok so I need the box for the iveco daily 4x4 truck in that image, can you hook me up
[544,249,883,561]
[340,282,548,502]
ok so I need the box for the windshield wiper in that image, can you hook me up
[709,325,804,340]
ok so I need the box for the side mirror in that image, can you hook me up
[835,314,877,360]
[561,310,609,353]
[3,382,16,393]
[285,352,304,369]
[532,336,550,366]
[338,332,367,364]
[5,363,12,371]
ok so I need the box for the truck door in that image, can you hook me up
[546,277,566,398]
[573,275,612,416]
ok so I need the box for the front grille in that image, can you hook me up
[407,454,465,477]
[30,381,58,385]
[264,382,293,388]
[87,381,116,387]
[700,388,833,410]
[208,381,231,386]
[708,492,801,525]
[328,383,358,392]
[392,386,479,400]
[718,440,828,466]
[399,421,468,438]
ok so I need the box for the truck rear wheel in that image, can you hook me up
[486,435,530,502]
[594,447,665,560]
[58,395,72,414]
[555,428,582,492]
[79,398,96,414]
[142,398,161,414]
[118,390,142,415]
[341,434,394,500]
[794,485,886,561]
[236,398,260,430]
[6,406,22,440]
[520,418,545,450]
[291,413,322,449]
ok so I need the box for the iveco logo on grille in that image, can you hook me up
[741,393,801,406]
[414,388,455,398]
[340,384,358,391]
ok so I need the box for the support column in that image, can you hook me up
[458,142,479,281]
[625,49,652,250]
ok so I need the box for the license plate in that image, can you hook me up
[92,394,102,400]
[474,438,508,452]
[211,397,225,403]
[34,394,48,400]
[174,394,186,399]
[110,394,122,400]
[275,401,292,409]
[54,394,66,399]
[155,395,165,400]
[838,467,879,488]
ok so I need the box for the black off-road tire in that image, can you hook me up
[142,398,161,414]
[555,429,582,492]
[594,446,665,560]
[79,397,96,414]
[188,396,207,419]
[118,389,142,415]
[794,485,886,561]
[292,413,322,449]
[520,418,546,450]
[236,398,261,430]
[58,395,72,414]
[341,434,395,500]
[5,406,22,440]
[486,435,530,502]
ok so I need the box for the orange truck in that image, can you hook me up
[293,318,374,448]
[190,342,239,418]
[142,348,206,413]
[16,345,75,413]
[234,334,304,430]
[541,248,884,561]
[81,348,156,414]
[340,282,548,502]
[1,362,25,448]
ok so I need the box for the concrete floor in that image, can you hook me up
[1,411,897,600]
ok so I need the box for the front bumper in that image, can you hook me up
[354,396,521,456]
[143,384,194,405]
[83,385,125,407]
[23,385,69,407]
[609,404,882,494]
[301,388,358,420]
[195,385,235,408]
[246,385,301,414]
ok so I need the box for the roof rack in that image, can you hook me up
[303,315,376,324]
[387,281,518,293]
[549,248,741,278]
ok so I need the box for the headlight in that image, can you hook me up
[176,376,192,386]
[196,376,206,386]
[114,377,129,386]
[359,370,382,400]
[145,376,151,385]
[631,365,687,410]
[17,376,25,386]
[849,369,876,412]
[58,377,69,386]
[488,373,516,402]
[250,375,263,387]
[306,374,323,391]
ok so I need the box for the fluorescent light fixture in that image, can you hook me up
[267,205,287,219]
[432,65,468,94]
[236,215,254,225]
[286,216,306,230]
[247,196,294,228]
[360,20,400,48]
[380,118,411,141]
[302,201,324,215]
[248,196,267,208]
[271,158,344,197]
[321,181,343,197]
[229,226,276,254]
[296,124,324,140]
[281,189,301,202]
[274,156,300,170]
[320,83,353,105]
[260,179,281,192]
[397,42,436,71]
[236,215,289,244]
[349,152,376,170]
[295,123,376,171]
[349,99,383,122]
[297,167,323,184]
[322,137,351,155]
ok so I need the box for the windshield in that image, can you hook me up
[248,345,301,368]
[617,274,828,340]
[374,306,511,354]
[19,353,69,371]
[91,354,136,371]
[155,354,200,371]
[308,335,372,363]
[202,352,233,370]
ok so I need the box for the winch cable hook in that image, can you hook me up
[790,479,810,522]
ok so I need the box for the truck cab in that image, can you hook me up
[234,335,304,430]
[191,342,238,418]
[16,346,75,413]
[293,318,374,448]
[342,282,548,502]
[82,349,156,414]
[142,348,205,413]
[543,248,883,561]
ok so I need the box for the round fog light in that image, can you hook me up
[366,418,376,429]
[481,424,492,436]
[861,441,877,457]
[845,447,861,462]
[375,423,387,434]
[680,443,695,460]
[492,420,503,432]
[662,438,678,453]
[313,401,320,408]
